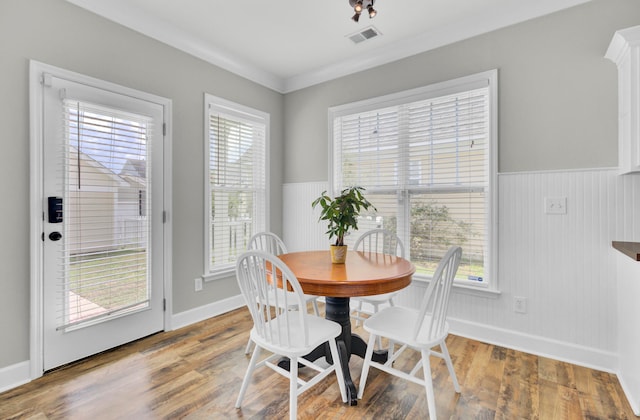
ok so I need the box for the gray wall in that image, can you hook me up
[0,0,284,369]
[284,0,640,182]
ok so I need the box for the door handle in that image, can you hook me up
[49,231,62,241]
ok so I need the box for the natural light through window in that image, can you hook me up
[204,94,268,279]
[330,70,497,288]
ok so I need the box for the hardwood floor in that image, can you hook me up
[0,305,635,419]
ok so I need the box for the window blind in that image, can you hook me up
[332,80,493,284]
[207,105,266,273]
[59,99,152,330]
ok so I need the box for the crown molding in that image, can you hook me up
[606,25,640,65]
[66,0,592,94]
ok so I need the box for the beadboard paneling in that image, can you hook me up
[283,182,328,252]
[282,170,640,371]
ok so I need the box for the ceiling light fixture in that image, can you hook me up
[349,0,377,22]
[368,5,377,18]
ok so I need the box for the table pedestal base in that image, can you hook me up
[278,297,387,406]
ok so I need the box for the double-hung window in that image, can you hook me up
[204,94,268,279]
[330,70,497,289]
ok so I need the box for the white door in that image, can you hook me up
[41,74,165,371]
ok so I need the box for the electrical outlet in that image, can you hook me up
[513,296,527,313]
[544,197,567,214]
[194,277,203,292]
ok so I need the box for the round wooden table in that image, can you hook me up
[278,250,414,297]
[277,250,415,405]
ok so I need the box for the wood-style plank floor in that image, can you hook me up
[0,305,635,419]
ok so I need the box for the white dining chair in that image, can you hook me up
[235,250,347,419]
[357,246,463,420]
[350,229,406,329]
[243,232,321,354]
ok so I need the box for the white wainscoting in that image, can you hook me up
[282,169,640,373]
[283,181,330,251]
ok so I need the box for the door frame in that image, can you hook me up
[29,60,173,379]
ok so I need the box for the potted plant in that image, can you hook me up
[312,186,376,263]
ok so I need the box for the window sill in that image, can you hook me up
[203,267,235,283]
[411,274,501,299]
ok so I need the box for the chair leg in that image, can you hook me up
[440,340,461,393]
[289,356,298,420]
[357,333,377,400]
[236,345,261,408]
[355,300,363,327]
[420,349,437,420]
[372,303,384,350]
[386,299,395,353]
[328,338,348,403]
[244,337,253,355]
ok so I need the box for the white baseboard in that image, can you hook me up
[170,294,245,331]
[448,317,618,374]
[0,360,30,394]
[617,373,640,416]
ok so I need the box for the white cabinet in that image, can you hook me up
[614,246,640,415]
[606,26,640,174]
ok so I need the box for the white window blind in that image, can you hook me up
[331,71,496,286]
[206,95,267,276]
[60,99,152,330]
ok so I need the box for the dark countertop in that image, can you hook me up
[612,241,640,261]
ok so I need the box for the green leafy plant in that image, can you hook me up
[312,186,376,246]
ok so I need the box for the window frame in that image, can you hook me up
[203,93,270,281]
[328,70,499,295]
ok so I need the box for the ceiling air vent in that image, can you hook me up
[347,26,381,44]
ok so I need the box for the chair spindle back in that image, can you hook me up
[248,232,288,255]
[353,228,405,258]
[236,250,309,348]
[413,246,462,343]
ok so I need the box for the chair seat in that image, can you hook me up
[266,288,318,309]
[251,312,341,356]
[364,306,450,349]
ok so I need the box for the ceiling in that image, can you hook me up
[65,0,591,93]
